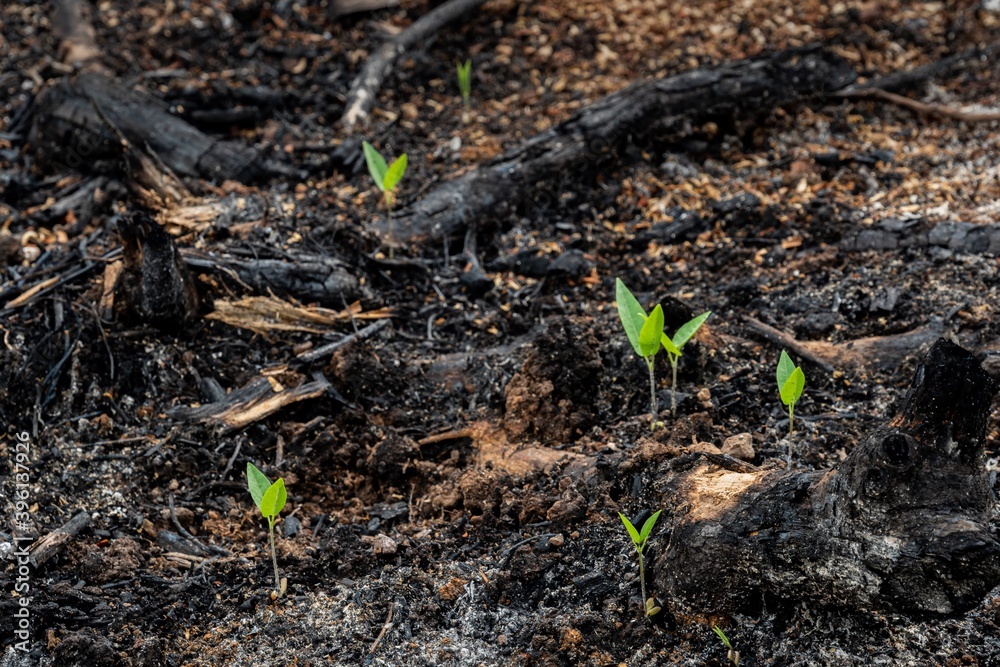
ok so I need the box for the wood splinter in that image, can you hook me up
[655,339,1000,616]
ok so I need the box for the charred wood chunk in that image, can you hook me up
[31,73,259,182]
[115,211,200,331]
[655,339,1000,616]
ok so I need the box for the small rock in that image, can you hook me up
[160,506,194,527]
[360,533,397,555]
[283,515,302,538]
[546,494,587,524]
[688,441,722,455]
[437,576,468,601]
[721,433,755,461]
[548,534,565,548]
[132,638,165,667]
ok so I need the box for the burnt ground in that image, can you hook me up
[3,0,1000,665]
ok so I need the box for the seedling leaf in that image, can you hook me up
[645,597,662,616]
[776,350,796,393]
[362,141,388,192]
[618,512,641,546]
[457,59,472,99]
[672,311,711,349]
[384,153,408,192]
[246,462,271,510]
[260,478,287,519]
[615,279,648,357]
[660,332,681,356]
[638,509,661,544]
[639,304,664,358]
[714,625,733,649]
[780,367,805,407]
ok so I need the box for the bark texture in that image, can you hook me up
[655,339,1000,616]
[390,47,857,246]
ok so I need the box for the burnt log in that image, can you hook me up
[842,219,1000,256]
[656,339,1000,616]
[114,212,201,331]
[182,250,359,305]
[389,47,857,246]
[31,73,259,183]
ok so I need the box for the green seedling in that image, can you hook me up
[660,311,712,416]
[616,278,667,429]
[362,141,408,259]
[247,462,288,598]
[713,626,741,666]
[618,510,662,618]
[456,59,472,106]
[776,350,805,436]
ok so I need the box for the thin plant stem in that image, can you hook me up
[647,358,657,430]
[386,199,394,259]
[269,519,280,593]
[670,356,679,416]
[788,404,794,437]
[638,549,647,615]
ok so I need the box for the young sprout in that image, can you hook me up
[362,141,408,259]
[713,626,741,666]
[247,462,288,598]
[660,311,712,416]
[456,58,472,106]
[618,509,662,619]
[776,350,805,436]
[616,278,666,429]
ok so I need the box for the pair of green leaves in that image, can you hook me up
[776,350,805,409]
[247,462,286,521]
[362,141,408,208]
[618,509,661,555]
[619,509,663,617]
[456,59,472,103]
[615,278,710,361]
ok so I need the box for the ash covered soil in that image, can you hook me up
[3,0,1000,665]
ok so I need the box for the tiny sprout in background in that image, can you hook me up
[618,509,662,619]
[247,462,288,598]
[362,141,408,259]
[713,625,741,666]
[456,58,472,106]
[776,350,805,436]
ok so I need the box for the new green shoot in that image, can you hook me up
[660,311,711,416]
[618,510,662,618]
[247,462,288,597]
[362,141,408,259]
[456,59,472,106]
[616,279,666,429]
[776,350,805,436]
[713,626,741,666]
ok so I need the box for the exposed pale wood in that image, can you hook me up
[170,375,332,432]
[53,0,104,72]
[295,318,392,363]
[743,315,946,372]
[29,511,91,568]
[208,296,391,336]
[842,87,1000,122]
